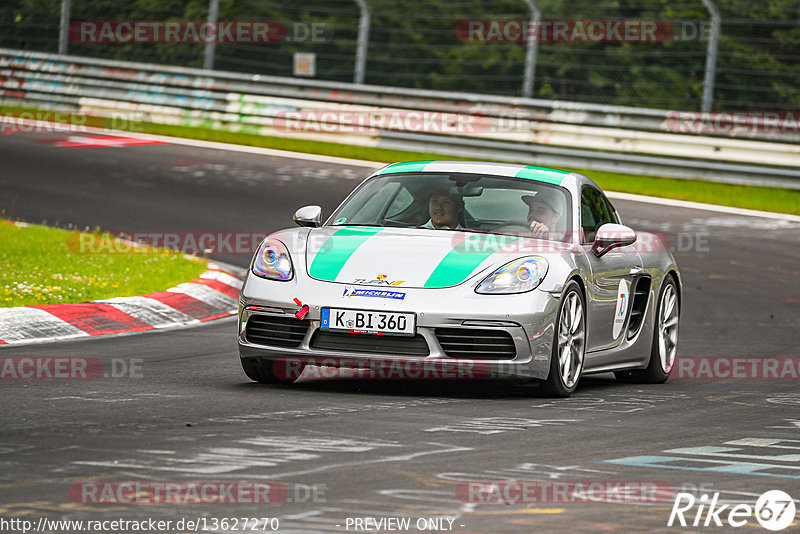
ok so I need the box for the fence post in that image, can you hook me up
[58,0,71,54]
[522,0,541,98]
[700,0,720,112]
[203,0,220,70]
[354,0,371,84]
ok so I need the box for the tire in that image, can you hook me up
[541,280,586,397]
[615,276,679,384]
[241,357,305,384]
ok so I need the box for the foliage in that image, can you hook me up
[0,0,797,108]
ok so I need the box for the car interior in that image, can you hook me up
[332,173,571,238]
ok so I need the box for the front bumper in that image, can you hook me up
[237,272,560,381]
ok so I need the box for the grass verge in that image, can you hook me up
[3,105,800,215]
[1,220,208,307]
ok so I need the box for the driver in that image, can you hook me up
[422,186,464,230]
[522,189,563,239]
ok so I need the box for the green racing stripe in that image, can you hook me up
[424,234,522,287]
[308,227,383,280]
[378,161,435,174]
[514,165,569,184]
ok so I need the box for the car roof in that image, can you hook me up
[370,160,601,193]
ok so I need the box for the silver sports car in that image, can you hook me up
[238,161,681,397]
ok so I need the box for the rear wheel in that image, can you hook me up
[241,358,305,384]
[615,276,679,384]
[541,281,586,397]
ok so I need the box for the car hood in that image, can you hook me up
[305,226,563,289]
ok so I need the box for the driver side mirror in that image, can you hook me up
[591,223,637,257]
[293,205,322,228]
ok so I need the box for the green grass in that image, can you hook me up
[0,221,208,307]
[585,170,800,215]
[3,105,800,215]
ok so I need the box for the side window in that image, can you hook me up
[581,188,614,243]
[581,195,598,242]
[600,194,619,225]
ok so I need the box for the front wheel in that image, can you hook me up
[541,281,586,397]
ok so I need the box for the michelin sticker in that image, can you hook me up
[343,286,406,300]
[612,279,630,339]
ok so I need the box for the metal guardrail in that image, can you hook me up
[378,132,800,188]
[1,48,799,189]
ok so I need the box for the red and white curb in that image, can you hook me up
[0,262,243,347]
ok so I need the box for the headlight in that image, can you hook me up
[252,239,293,281]
[475,257,548,294]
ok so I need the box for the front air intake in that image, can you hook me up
[310,330,430,356]
[245,315,309,347]
[435,328,516,359]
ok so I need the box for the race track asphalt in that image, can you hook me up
[1,132,799,533]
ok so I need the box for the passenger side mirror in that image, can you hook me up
[591,223,637,257]
[293,205,322,228]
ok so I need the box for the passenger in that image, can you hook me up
[521,189,563,239]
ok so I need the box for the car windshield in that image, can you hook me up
[327,172,572,240]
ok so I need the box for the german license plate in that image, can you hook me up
[320,308,415,336]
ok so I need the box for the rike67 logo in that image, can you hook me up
[668,490,796,531]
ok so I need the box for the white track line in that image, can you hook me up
[10,117,382,169]
[120,130,384,168]
[13,118,799,220]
